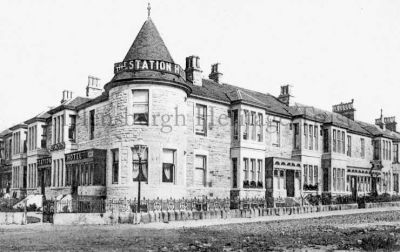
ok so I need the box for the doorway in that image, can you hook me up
[286,170,295,197]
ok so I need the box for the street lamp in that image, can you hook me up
[133,138,147,213]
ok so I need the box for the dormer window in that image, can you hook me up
[132,90,149,125]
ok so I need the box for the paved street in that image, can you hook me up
[1,208,400,251]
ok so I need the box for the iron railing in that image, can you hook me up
[46,197,267,213]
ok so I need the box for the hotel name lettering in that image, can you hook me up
[37,157,51,167]
[65,150,93,162]
[114,59,186,79]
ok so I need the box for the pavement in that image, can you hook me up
[132,206,400,229]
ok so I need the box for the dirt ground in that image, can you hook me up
[1,210,400,251]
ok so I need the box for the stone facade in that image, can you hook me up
[1,14,400,203]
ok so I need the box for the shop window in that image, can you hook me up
[132,90,149,125]
[162,149,175,183]
[112,149,119,184]
[194,155,206,186]
[195,104,207,136]
[232,158,238,188]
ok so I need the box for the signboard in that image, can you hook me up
[114,59,186,80]
[37,157,52,167]
[65,150,94,162]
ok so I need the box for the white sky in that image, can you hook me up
[0,0,399,130]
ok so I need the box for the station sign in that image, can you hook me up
[114,59,186,80]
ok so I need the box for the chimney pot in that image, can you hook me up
[278,85,293,106]
[209,63,223,83]
[61,90,74,104]
[86,75,103,98]
[185,56,202,86]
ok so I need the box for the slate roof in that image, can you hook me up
[289,103,370,135]
[0,129,11,138]
[48,96,92,114]
[110,18,188,85]
[191,79,292,117]
[24,111,51,125]
[123,18,174,63]
[356,121,398,139]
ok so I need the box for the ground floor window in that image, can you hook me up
[232,158,238,188]
[194,155,206,187]
[162,149,175,183]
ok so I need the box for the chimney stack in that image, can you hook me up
[86,75,102,98]
[375,109,386,130]
[208,63,223,83]
[185,56,202,86]
[384,117,397,132]
[332,99,356,120]
[61,90,73,104]
[278,85,293,106]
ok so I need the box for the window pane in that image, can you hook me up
[194,155,206,186]
[163,149,174,164]
[132,90,149,103]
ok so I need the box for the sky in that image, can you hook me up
[0,0,400,130]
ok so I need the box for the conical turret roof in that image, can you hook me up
[123,18,174,63]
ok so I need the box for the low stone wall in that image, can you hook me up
[53,213,113,225]
[0,212,27,225]
[364,201,400,209]
[53,203,359,225]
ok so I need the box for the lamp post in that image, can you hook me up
[134,139,147,213]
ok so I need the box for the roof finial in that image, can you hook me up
[147,2,151,19]
[381,108,383,119]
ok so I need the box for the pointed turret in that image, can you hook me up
[122,18,174,63]
[107,6,189,94]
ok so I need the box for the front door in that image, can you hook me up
[286,170,295,197]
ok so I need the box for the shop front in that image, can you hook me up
[37,156,51,197]
[65,149,107,198]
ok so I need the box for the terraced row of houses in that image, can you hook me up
[0,11,399,204]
